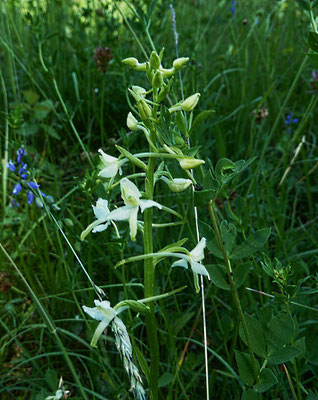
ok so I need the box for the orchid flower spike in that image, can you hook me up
[80,199,111,241]
[98,149,125,178]
[106,178,162,241]
[172,238,210,278]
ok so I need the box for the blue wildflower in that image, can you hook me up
[27,191,34,204]
[285,113,299,125]
[13,182,22,195]
[7,159,16,172]
[17,148,25,164]
[231,1,236,15]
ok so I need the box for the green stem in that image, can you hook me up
[0,70,9,224]
[144,152,159,400]
[208,200,259,380]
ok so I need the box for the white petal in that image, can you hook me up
[106,206,135,221]
[98,149,118,165]
[93,199,110,220]
[92,222,110,233]
[139,199,162,213]
[190,261,210,278]
[98,163,119,178]
[128,206,139,241]
[120,178,141,206]
[190,238,206,262]
[82,305,105,321]
[171,258,189,269]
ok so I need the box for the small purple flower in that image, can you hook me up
[12,182,22,195]
[7,159,16,172]
[27,181,40,190]
[17,148,26,164]
[285,113,299,125]
[10,199,19,208]
[312,71,318,81]
[27,191,34,204]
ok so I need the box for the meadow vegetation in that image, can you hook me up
[1,1,318,399]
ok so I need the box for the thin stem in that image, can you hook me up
[208,200,259,380]
[0,70,9,223]
[144,151,159,400]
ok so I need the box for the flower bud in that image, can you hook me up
[152,70,163,88]
[149,51,161,70]
[168,178,192,192]
[122,57,138,68]
[173,57,189,70]
[179,157,205,170]
[181,93,200,112]
[132,86,147,97]
[127,112,138,130]
[137,99,152,120]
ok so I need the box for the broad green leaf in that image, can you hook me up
[222,158,257,185]
[233,262,251,289]
[221,220,237,255]
[203,169,220,191]
[34,99,54,121]
[230,228,271,259]
[189,110,214,133]
[206,264,230,290]
[268,345,302,365]
[23,89,40,105]
[22,123,39,136]
[241,390,258,400]
[175,110,187,135]
[307,53,318,67]
[42,124,61,140]
[253,369,278,393]
[199,221,223,259]
[235,351,255,386]
[158,372,174,388]
[268,313,295,346]
[239,313,266,357]
[215,158,236,181]
[45,368,58,391]
[194,189,215,207]
[308,32,318,52]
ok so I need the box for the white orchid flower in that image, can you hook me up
[98,149,125,178]
[106,178,162,241]
[80,199,111,241]
[82,300,118,348]
[171,238,210,278]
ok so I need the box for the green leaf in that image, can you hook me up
[116,300,150,314]
[23,89,40,106]
[268,345,302,365]
[241,390,258,400]
[222,158,257,185]
[158,372,174,388]
[22,123,39,136]
[215,158,236,181]
[230,228,271,259]
[199,221,223,259]
[235,351,256,386]
[268,313,295,346]
[221,220,237,255]
[42,124,61,140]
[203,169,220,191]
[206,264,230,290]
[307,53,318,67]
[175,111,188,135]
[134,345,150,383]
[307,394,318,400]
[233,262,251,289]
[34,99,54,121]
[239,314,266,357]
[189,110,214,133]
[253,369,277,393]
[45,368,58,391]
[308,32,318,52]
[295,0,318,10]
[194,189,215,207]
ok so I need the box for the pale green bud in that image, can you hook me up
[138,99,152,120]
[181,93,200,112]
[152,70,163,88]
[127,112,138,130]
[132,86,147,96]
[122,57,138,68]
[173,57,189,70]
[149,51,161,70]
[179,157,205,170]
[168,178,192,192]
